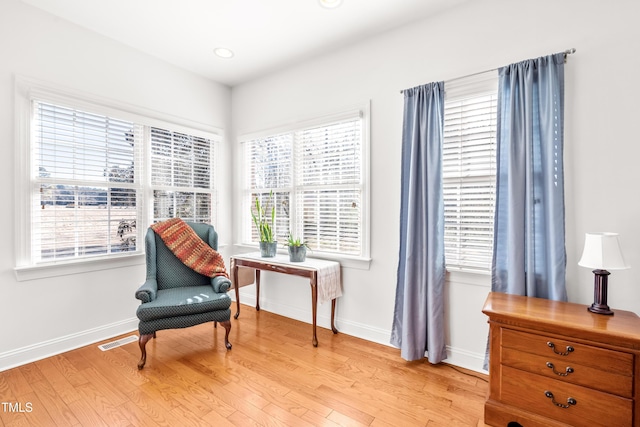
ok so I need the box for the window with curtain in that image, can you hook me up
[240,108,369,259]
[25,97,219,267]
[443,72,498,273]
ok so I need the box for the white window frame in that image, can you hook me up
[443,71,498,275]
[236,103,371,269]
[14,76,222,281]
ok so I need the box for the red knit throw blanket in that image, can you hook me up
[150,218,229,279]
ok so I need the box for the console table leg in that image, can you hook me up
[311,273,318,347]
[255,270,261,311]
[331,298,338,334]
[232,259,240,319]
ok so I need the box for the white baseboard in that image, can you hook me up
[235,291,392,344]
[2,297,489,375]
[0,318,138,372]
[443,345,488,374]
[235,291,488,374]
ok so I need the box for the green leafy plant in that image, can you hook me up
[251,190,276,243]
[284,233,309,248]
[284,232,309,262]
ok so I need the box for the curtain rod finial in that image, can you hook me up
[563,48,576,63]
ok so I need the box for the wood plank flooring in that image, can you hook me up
[0,305,489,426]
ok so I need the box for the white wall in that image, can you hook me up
[231,0,640,372]
[0,0,231,370]
[2,0,639,374]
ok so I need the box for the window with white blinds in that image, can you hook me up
[243,133,292,243]
[150,128,216,224]
[28,98,219,266]
[443,73,498,273]
[296,119,362,255]
[33,102,142,262]
[240,110,367,258]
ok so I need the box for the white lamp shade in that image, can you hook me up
[578,232,630,270]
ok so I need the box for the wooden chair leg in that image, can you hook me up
[137,333,154,370]
[220,320,232,350]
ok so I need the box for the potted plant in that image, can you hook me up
[251,191,277,257]
[284,233,308,262]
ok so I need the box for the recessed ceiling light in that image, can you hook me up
[318,0,343,9]
[214,47,234,59]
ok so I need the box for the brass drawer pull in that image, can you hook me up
[547,341,574,356]
[546,362,574,376]
[545,391,577,408]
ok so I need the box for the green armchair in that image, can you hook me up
[134,221,232,369]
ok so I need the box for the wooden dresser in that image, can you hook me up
[482,292,640,427]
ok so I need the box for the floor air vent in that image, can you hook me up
[98,335,138,351]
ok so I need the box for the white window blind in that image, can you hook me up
[27,97,220,267]
[243,133,292,242]
[443,76,498,273]
[151,128,216,224]
[33,101,142,262]
[241,110,366,258]
[295,118,362,255]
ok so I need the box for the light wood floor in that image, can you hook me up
[0,305,489,426]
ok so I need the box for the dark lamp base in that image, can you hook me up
[588,303,614,315]
[589,269,614,316]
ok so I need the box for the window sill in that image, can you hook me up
[14,253,146,282]
[445,268,491,287]
[232,244,371,270]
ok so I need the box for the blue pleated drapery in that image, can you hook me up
[391,82,447,363]
[492,53,567,301]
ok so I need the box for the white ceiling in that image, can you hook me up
[21,0,468,87]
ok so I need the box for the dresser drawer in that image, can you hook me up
[501,329,633,375]
[500,366,632,427]
[501,346,633,397]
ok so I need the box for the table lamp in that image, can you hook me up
[578,232,629,315]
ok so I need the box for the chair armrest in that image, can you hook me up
[212,275,231,293]
[135,279,158,303]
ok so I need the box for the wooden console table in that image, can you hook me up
[483,292,640,427]
[230,253,341,347]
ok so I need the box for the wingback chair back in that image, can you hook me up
[148,221,219,290]
[134,221,232,369]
